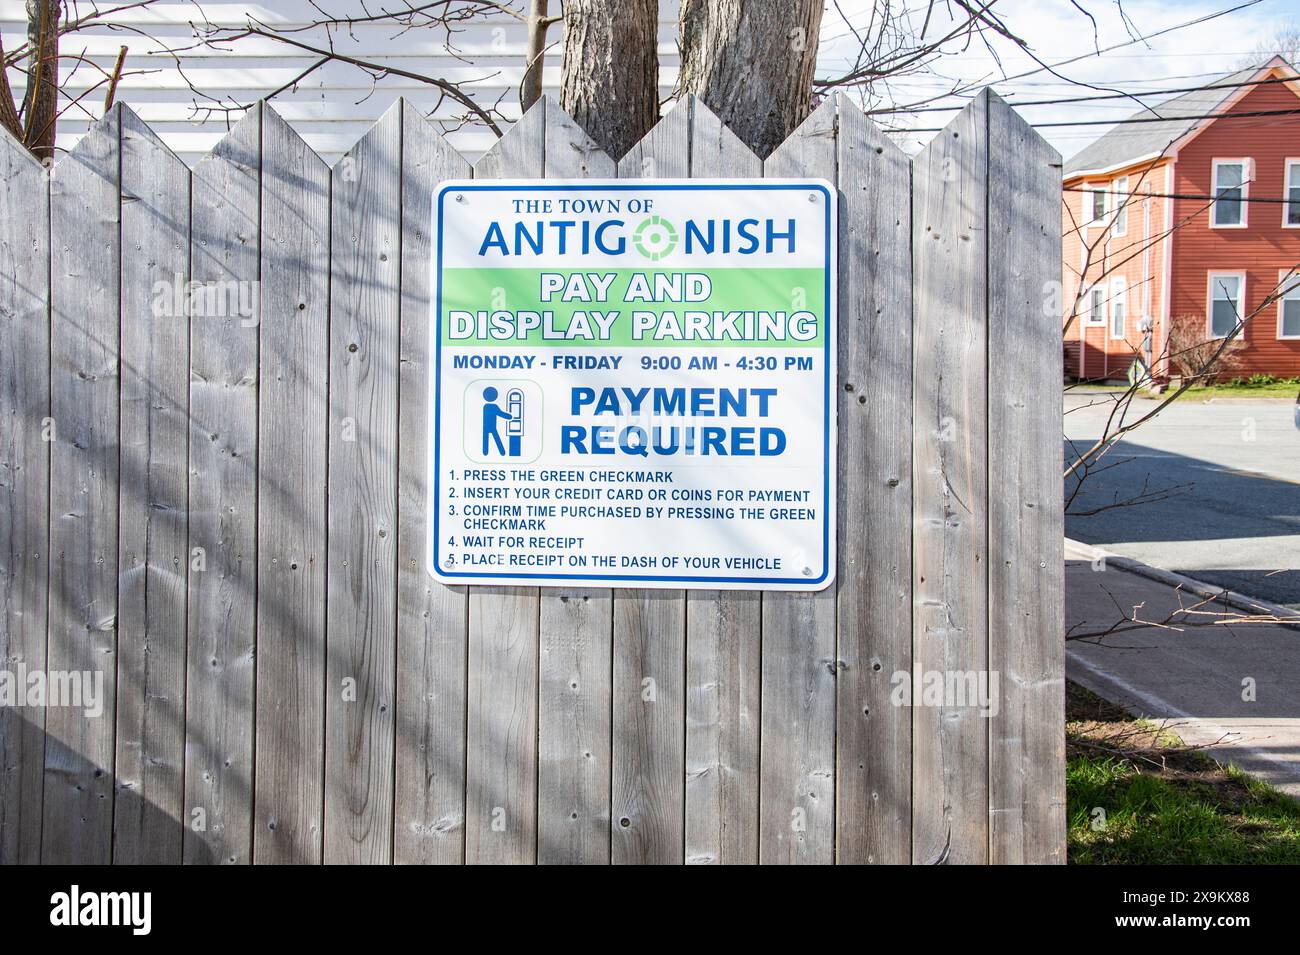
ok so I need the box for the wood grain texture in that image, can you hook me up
[684,590,758,864]
[536,99,615,865]
[5,97,1070,866]
[114,107,191,864]
[324,103,402,864]
[987,93,1066,864]
[538,590,611,864]
[911,93,990,865]
[682,98,762,866]
[253,107,330,863]
[609,590,685,864]
[183,106,259,865]
[43,108,120,864]
[758,99,838,865]
[394,101,472,864]
[463,99,545,865]
[833,98,913,865]
[0,126,50,865]
[611,100,690,865]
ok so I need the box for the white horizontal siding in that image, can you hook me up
[1,0,684,164]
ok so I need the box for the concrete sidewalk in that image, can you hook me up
[1066,545,1300,798]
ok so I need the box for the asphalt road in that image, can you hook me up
[1064,393,1300,608]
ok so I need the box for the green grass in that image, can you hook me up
[1066,683,1300,864]
[1067,375,1300,399]
[1176,376,1300,399]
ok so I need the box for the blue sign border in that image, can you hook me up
[431,181,834,587]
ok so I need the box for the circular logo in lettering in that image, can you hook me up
[633,215,678,261]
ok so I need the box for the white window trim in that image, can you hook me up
[1210,158,1249,229]
[1085,185,1109,225]
[1277,268,1300,340]
[1111,177,1129,237]
[1283,159,1300,229]
[1109,277,1128,339]
[1206,271,1247,340]
[1086,284,1107,325]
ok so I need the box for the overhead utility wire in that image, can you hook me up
[869,72,1300,116]
[885,105,1300,133]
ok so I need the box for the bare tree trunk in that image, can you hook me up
[678,0,822,157]
[0,34,26,142]
[521,0,552,114]
[22,0,60,162]
[559,0,658,159]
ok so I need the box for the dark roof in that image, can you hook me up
[1063,65,1261,177]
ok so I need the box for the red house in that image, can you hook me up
[1063,56,1300,382]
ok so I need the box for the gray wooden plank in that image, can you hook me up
[987,92,1066,864]
[757,98,838,865]
[0,126,50,865]
[682,98,762,866]
[113,106,190,864]
[911,93,990,865]
[538,591,611,864]
[323,103,402,864]
[42,107,121,864]
[182,106,260,866]
[253,106,330,864]
[394,100,472,864]
[610,100,690,865]
[463,99,545,865]
[536,99,615,865]
[833,98,913,865]
[609,590,686,864]
[684,591,759,864]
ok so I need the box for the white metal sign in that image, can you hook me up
[428,179,836,590]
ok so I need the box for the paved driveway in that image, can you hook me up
[1064,393,1300,607]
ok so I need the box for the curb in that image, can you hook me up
[1064,537,1300,632]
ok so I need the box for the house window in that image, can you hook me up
[1211,160,1247,227]
[1088,188,1107,223]
[1285,160,1300,227]
[1207,272,1245,338]
[1110,278,1127,338]
[1088,286,1106,325]
[1279,270,1300,339]
[1112,177,1129,236]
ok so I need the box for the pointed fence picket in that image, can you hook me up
[0,91,1064,865]
[42,107,121,865]
[0,115,49,867]
[184,104,260,866]
[253,106,331,864]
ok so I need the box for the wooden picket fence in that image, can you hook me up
[0,92,1063,864]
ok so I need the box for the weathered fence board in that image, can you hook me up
[253,107,331,864]
[0,92,1065,866]
[0,127,49,865]
[324,103,402,864]
[912,92,991,865]
[612,103,691,865]
[464,103,543,865]
[184,106,260,866]
[42,109,121,864]
[114,106,191,865]
[683,99,762,867]
[536,99,616,865]
[395,102,472,865]
[833,97,914,865]
[987,96,1066,864]
[760,99,839,865]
